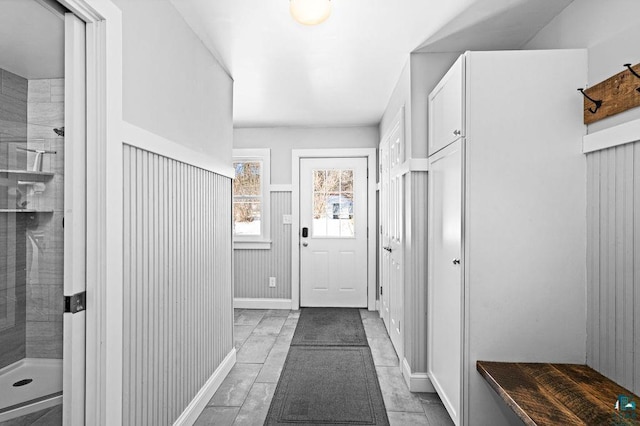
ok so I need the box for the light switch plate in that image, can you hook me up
[282,214,292,225]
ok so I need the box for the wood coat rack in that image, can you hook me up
[579,62,640,124]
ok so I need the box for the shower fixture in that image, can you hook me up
[16,147,57,172]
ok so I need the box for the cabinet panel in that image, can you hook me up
[428,139,463,426]
[428,56,464,156]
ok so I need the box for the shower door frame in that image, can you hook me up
[56,0,123,424]
[62,12,87,425]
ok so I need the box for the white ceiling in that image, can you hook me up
[0,0,65,80]
[172,0,574,128]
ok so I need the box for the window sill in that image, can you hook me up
[234,240,272,250]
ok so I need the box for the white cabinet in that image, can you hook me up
[428,56,464,156]
[427,140,463,425]
[427,50,588,426]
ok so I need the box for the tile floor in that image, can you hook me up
[196,308,453,426]
[0,404,61,426]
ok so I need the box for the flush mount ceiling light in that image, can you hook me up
[290,0,332,25]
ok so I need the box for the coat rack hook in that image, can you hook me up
[623,64,640,93]
[577,88,603,114]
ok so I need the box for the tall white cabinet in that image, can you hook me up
[427,50,588,426]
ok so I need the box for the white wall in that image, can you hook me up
[233,126,379,185]
[108,1,235,423]
[112,0,233,162]
[524,0,640,396]
[524,0,640,133]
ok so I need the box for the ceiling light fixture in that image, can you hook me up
[290,0,332,26]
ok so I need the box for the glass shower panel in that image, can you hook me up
[0,68,65,414]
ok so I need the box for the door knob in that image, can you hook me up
[452,259,460,265]
[302,242,308,247]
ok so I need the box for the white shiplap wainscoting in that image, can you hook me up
[234,191,293,304]
[586,138,640,394]
[122,144,234,425]
[403,171,433,392]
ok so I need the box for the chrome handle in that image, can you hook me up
[452,259,460,265]
[302,242,308,247]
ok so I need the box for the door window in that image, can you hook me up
[312,169,355,238]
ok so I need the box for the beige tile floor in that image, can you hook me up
[196,309,453,426]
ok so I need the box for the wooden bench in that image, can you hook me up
[477,361,640,425]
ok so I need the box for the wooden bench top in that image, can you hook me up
[477,361,640,425]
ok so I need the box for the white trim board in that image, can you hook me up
[402,358,435,393]
[270,184,293,192]
[57,0,124,423]
[234,298,293,310]
[173,348,236,426]
[124,121,235,178]
[291,148,378,311]
[583,117,640,153]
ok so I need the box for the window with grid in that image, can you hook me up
[232,149,271,247]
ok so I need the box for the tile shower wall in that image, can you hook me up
[234,191,292,300]
[25,78,64,359]
[0,68,28,369]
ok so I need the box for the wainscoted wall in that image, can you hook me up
[586,140,640,393]
[404,171,428,375]
[122,145,233,424]
[234,191,292,300]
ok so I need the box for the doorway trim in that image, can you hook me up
[56,0,123,424]
[291,148,377,311]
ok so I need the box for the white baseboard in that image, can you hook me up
[234,298,293,310]
[173,348,236,426]
[402,357,435,393]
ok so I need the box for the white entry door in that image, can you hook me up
[300,157,368,307]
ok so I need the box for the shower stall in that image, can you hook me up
[0,67,65,421]
[0,0,73,421]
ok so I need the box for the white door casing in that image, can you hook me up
[62,12,87,425]
[427,139,463,426]
[299,157,368,307]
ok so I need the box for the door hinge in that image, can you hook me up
[380,286,383,296]
[64,291,86,314]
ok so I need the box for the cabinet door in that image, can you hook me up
[428,139,463,426]
[428,56,464,156]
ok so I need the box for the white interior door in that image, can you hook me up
[379,139,391,329]
[62,13,86,425]
[388,128,403,358]
[300,157,368,307]
[428,139,463,426]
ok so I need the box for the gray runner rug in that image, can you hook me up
[290,307,368,347]
[264,308,390,425]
